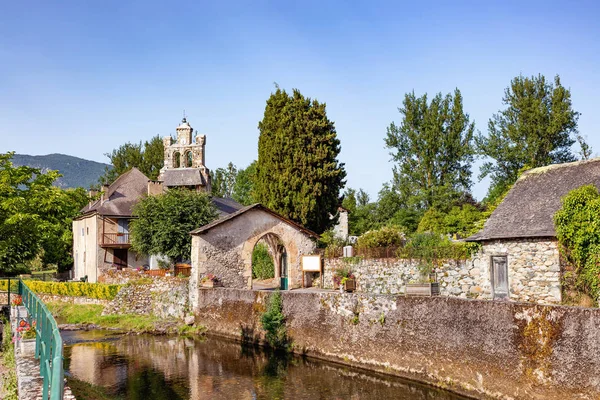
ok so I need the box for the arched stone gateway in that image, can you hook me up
[189,204,318,309]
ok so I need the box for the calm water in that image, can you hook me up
[61,330,471,400]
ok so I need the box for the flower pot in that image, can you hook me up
[343,278,356,292]
[200,280,222,288]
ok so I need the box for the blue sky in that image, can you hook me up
[1,1,598,200]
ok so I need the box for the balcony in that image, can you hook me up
[101,232,131,248]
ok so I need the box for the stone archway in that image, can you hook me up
[189,204,318,309]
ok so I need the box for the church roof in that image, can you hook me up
[161,168,206,187]
[212,197,244,216]
[80,168,150,217]
[467,158,600,242]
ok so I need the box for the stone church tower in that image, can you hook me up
[158,118,211,192]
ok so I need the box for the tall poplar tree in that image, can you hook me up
[385,89,475,210]
[255,88,346,233]
[476,74,584,201]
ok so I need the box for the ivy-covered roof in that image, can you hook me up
[467,158,600,241]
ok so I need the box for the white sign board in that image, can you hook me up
[302,255,322,272]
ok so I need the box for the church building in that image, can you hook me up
[158,118,212,192]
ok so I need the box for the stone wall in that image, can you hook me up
[194,288,600,400]
[323,237,561,305]
[37,294,110,306]
[323,257,486,298]
[103,277,189,319]
[478,238,561,304]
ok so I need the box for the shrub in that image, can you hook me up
[554,185,600,302]
[260,290,289,350]
[252,243,275,280]
[23,281,122,300]
[399,232,469,275]
[356,226,404,249]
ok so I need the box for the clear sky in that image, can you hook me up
[1,0,598,200]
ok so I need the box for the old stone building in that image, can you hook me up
[158,118,211,192]
[466,158,600,304]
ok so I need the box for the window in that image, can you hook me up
[87,227,89,235]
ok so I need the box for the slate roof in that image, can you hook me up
[467,158,600,242]
[80,168,150,217]
[162,169,206,187]
[190,203,320,238]
[212,197,244,216]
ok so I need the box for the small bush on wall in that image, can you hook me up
[252,243,275,280]
[24,281,122,300]
[356,226,405,249]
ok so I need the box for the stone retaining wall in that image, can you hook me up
[323,237,562,305]
[194,288,600,400]
[37,294,110,306]
[323,257,486,298]
[103,277,189,319]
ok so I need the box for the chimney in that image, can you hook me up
[88,189,98,206]
[101,184,110,204]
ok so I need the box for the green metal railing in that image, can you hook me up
[18,279,64,400]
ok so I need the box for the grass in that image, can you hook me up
[1,318,18,400]
[47,303,205,336]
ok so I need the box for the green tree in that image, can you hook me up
[232,161,257,205]
[385,89,475,210]
[374,183,422,233]
[0,153,88,274]
[211,162,238,198]
[130,189,218,262]
[477,74,583,202]
[255,87,346,233]
[100,135,164,184]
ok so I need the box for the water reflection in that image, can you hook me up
[62,331,470,400]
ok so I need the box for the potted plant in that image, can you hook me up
[333,267,356,292]
[200,274,222,288]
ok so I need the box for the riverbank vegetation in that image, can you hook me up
[47,303,205,336]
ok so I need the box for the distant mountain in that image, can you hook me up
[11,153,111,189]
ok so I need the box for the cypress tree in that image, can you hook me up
[255,88,346,233]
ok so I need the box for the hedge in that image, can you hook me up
[23,281,122,300]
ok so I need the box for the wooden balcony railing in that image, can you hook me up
[101,233,131,247]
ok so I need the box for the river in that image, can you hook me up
[61,330,471,400]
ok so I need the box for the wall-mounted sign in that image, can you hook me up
[302,255,322,272]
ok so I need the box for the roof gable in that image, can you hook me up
[190,203,319,238]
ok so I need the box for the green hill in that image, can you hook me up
[11,153,111,189]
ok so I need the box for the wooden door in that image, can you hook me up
[113,249,128,266]
[491,256,509,299]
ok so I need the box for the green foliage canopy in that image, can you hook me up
[0,153,88,274]
[385,89,475,210]
[260,290,289,350]
[554,185,600,301]
[232,161,257,206]
[130,189,218,262]
[211,162,238,198]
[100,135,164,184]
[477,74,583,202]
[255,87,346,233]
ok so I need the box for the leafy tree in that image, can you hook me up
[374,183,422,233]
[255,87,346,233]
[477,74,583,202]
[385,89,475,209]
[417,204,482,238]
[342,188,377,236]
[100,135,164,184]
[211,162,238,198]
[554,185,600,302]
[232,161,257,205]
[130,189,218,262]
[0,153,88,274]
[252,243,275,280]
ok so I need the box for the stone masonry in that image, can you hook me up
[324,237,561,305]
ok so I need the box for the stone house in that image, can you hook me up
[466,158,600,304]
